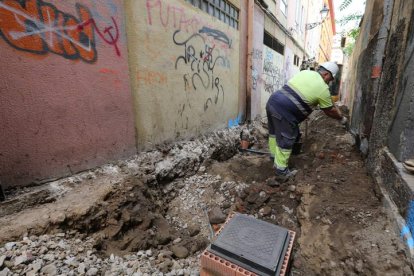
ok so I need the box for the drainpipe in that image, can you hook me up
[357,0,394,156]
[303,0,311,59]
[246,0,254,121]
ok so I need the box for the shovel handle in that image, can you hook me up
[304,120,309,141]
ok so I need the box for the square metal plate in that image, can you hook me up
[208,213,290,275]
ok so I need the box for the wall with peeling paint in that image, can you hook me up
[342,0,414,243]
[345,0,413,164]
[373,0,414,249]
[125,0,241,149]
[0,0,136,187]
[340,0,382,149]
[387,2,414,162]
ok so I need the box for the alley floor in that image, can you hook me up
[0,111,413,275]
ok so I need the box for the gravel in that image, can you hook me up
[0,233,200,275]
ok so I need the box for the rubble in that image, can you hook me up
[0,114,413,275]
[0,234,199,276]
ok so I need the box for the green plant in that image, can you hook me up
[337,0,365,56]
[339,0,366,11]
[343,28,360,56]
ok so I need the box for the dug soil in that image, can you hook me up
[0,110,413,275]
[205,111,413,275]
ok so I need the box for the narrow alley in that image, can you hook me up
[1,0,414,275]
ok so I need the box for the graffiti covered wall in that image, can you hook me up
[125,0,240,148]
[284,46,300,83]
[260,45,285,117]
[249,5,264,119]
[0,0,136,187]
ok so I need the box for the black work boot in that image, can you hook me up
[274,168,298,183]
[266,168,298,186]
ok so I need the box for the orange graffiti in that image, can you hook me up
[137,70,167,85]
[0,0,121,63]
[0,0,96,62]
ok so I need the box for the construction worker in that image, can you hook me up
[266,61,348,183]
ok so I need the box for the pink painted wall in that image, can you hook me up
[238,0,248,123]
[250,5,265,119]
[0,0,136,187]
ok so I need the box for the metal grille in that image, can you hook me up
[280,0,288,15]
[294,55,300,66]
[186,0,239,29]
[264,31,285,56]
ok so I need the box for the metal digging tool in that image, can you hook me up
[0,183,5,202]
[239,148,270,155]
[304,119,309,142]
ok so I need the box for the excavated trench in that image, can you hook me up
[57,175,212,257]
[1,109,413,275]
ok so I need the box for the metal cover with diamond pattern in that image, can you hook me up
[209,213,290,275]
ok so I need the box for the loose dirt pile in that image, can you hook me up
[0,110,413,275]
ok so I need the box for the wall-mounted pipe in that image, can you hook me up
[246,0,255,120]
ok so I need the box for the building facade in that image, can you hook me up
[318,0,336,63]
[0,0,332,187]
[248,0,324,119]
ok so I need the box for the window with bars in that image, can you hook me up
[294,55,300,66]
[264,31,284,56]
[185,0,239,29]
[280,0,288,16]
[295,0,301,26]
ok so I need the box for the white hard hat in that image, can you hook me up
[320,62,339,77]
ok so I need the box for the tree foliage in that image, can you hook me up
[337,0,365,56]
[339,0,353,11]
[336,13,363,26]
[348,28,360,39]
[343,28,360,56]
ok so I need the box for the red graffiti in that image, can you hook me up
[146,0,201,33]
[0,0,121,62]
[203,44,215,62]
[77,17,120,57]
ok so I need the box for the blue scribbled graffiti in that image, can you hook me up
[262,48,284,94]
[401,200,414,250]
[199,26,232,48]
[228,114,242,128]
